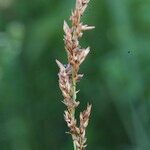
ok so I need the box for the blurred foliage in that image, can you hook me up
[0,0,150,150]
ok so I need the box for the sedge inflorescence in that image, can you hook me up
[56,0,94,149]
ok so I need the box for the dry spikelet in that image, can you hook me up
[56,0,94,149]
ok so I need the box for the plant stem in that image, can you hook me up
[73,141,77,150]
[72,68,77,150]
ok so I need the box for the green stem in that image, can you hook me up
[73,141,77,150]
[72,68,77,150]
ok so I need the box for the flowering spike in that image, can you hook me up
[56,0,94,149]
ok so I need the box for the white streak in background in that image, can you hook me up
[0,0,14,9]
[0,22,25,63]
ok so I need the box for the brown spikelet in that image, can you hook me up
[79,104,92,149]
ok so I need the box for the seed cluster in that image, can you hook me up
[56,0,94,149]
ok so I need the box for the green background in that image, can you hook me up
[0,0,150,149]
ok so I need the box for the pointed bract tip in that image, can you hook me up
[63,20,70,32]
[56,59,65,70]
[85,47,90,55]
